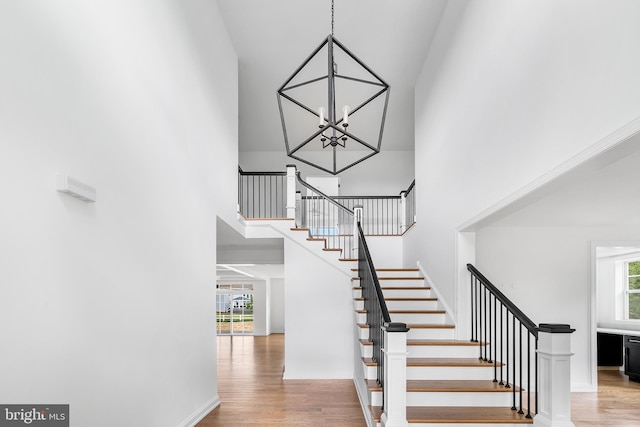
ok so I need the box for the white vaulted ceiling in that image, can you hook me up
[216,0,448,153]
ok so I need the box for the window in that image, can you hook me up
[626,261,640,320]
[216,283,254,335]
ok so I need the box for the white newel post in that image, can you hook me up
[399,191,407,233]
[381,323,409,427]
[353,205,363,258]
[534,324,576,427]
[286,164,297,220]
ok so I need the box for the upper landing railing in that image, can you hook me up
[238,165,416,239]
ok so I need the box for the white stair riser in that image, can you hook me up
[362,363,496,381]
[357,312,446,324]
[389,312,446,324]
[381,288,432,298]
[369,391,514,407]
[359,327,456,341]
[407,366,497,381]
[352,271,422,279]
[360,343,481,359]
[406,328,455,340]
[354,299,440,311]
[398,423,529,427]
[357,327,370,340]
[360,343,373,358]
[385,300,439,310]
[406,391,514,407]
[376,270,421,278]
[363,363,378,380]
[406,345,483,359]
[377,279,425,288]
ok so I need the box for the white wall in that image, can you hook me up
[283,239,354,379]
[406,0,640,323]
[270,278,286,333]
[252,279,268,336]
[0,1,237,426]
[240,150,415,195]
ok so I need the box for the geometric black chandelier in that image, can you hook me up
[277,0,390,175]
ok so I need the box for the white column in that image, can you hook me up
[286,164,297,220]
[353,205,363,259]
[381,323,409,427]
[399,191,407,232]
[534,324,576,427]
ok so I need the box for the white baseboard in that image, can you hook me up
[353,377,376,427]
[178,395,220,427]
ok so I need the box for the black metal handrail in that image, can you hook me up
[238,166,288,219]
[357,222,407,410]
[402,179,415,196]
[400,179,416,233]
[467,263,538,418]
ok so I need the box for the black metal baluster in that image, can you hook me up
[471,275,476,343]
[484,286,488,361]
[486,289,494,363]
[535,337,538,415]
[506,310,510,390]
[492,295,497,379]
[512,314,516,410]
[518,322,524,414]
[499,302,504,385]
[526,332,532,418]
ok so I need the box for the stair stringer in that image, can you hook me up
[416,261,457,333]
[239,217,352,277]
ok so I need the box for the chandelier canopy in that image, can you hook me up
[276,2,390,175]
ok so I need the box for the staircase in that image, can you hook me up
[237,166,574,427]
[352,267,533,427]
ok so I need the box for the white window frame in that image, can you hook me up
[624,259,640,321]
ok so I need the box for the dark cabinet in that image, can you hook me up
[624,335,640,383]
[598,333,623,366]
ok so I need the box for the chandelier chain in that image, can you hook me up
[331,0,334,37]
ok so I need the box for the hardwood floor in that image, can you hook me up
[197,334,366,427]
[572,368,640,426]
[198,334,640,426]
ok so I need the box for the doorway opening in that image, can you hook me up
[216,283,254,335]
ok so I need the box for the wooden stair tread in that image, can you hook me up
[351,268,420,272]
[390,309,445,314]
[339,258,357,262]
[366,379,521,393]
[352,286,431,291]
[407,323,455,329]
[370,405,533,424]
[359,339,486,346]
[354,297,438,302]
[357,323,453,329]
[356,309,445,314]
[406,339,487,346]
[290,228,309,231]
[362,357,503,367]
[351,276,425,281]
[408,358,504,367]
